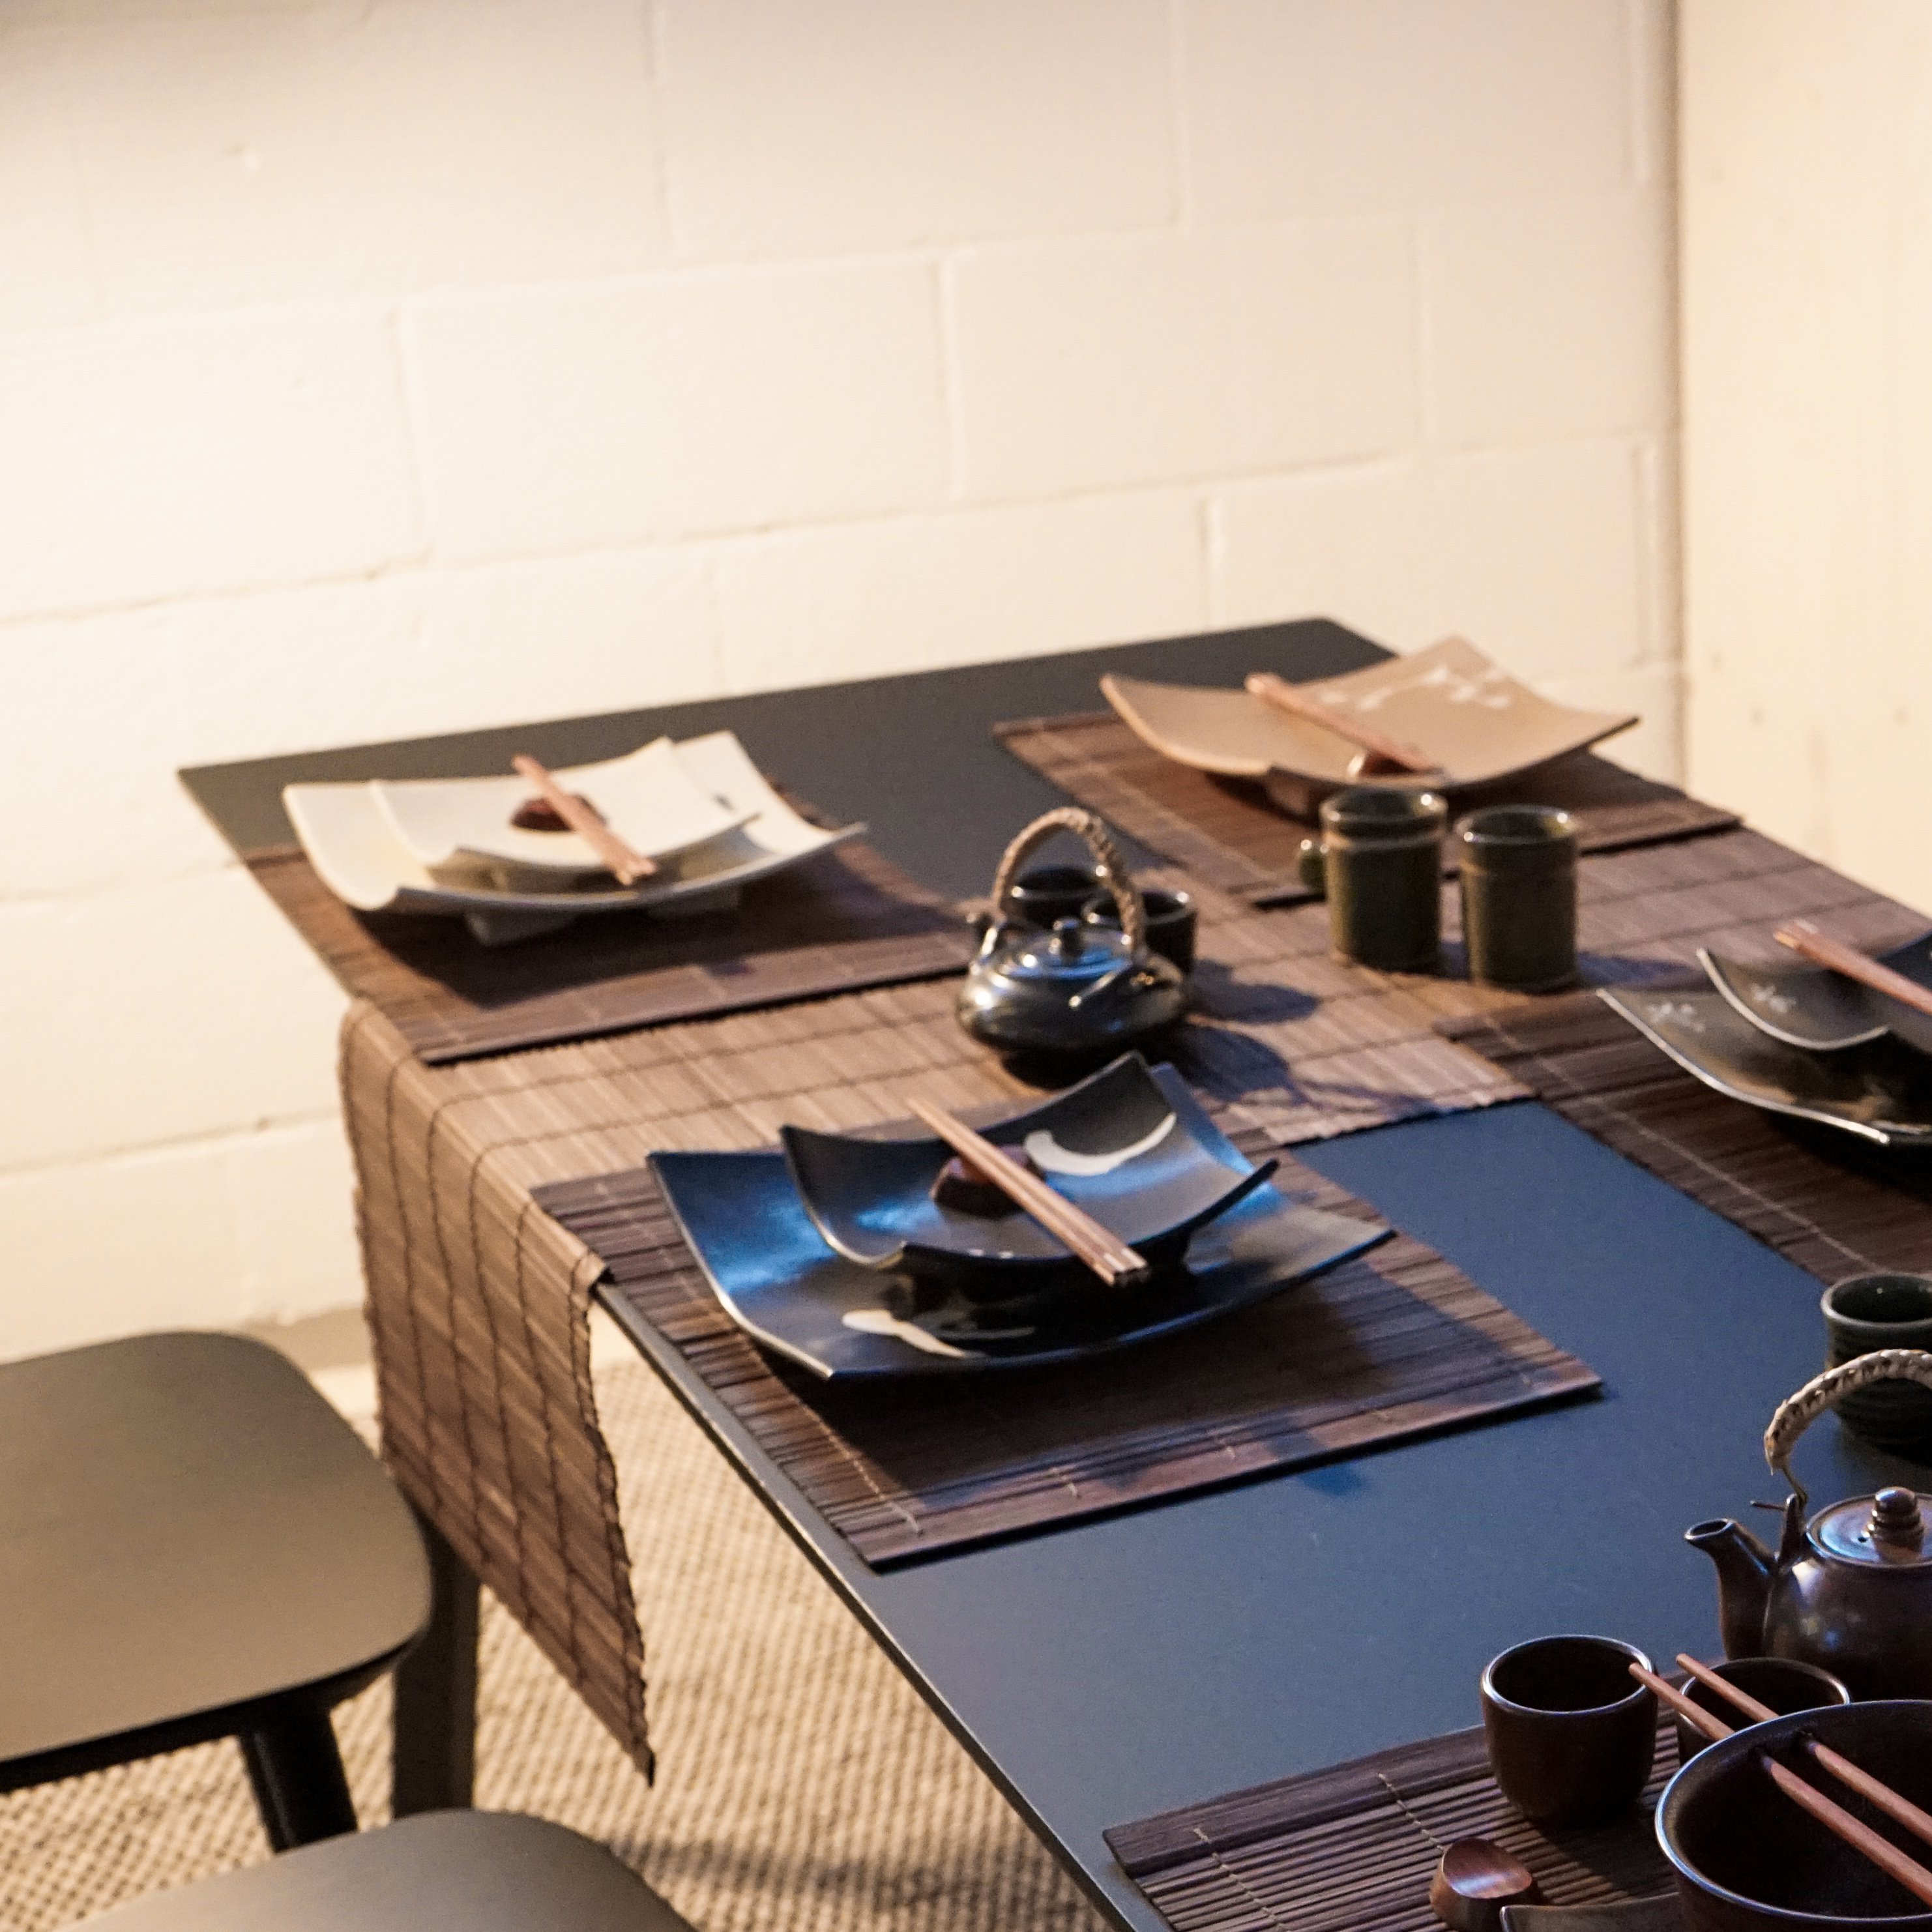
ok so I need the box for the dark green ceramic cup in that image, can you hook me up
[1822,1273,1932,1454]
[1456,805,1579,993]
[1317,787,1446,973]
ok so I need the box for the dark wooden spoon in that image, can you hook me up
[1431,1838,1544,1932]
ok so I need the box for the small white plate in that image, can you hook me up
[372,736,752,877]
[284,732,864,946]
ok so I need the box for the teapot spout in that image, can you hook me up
[1686,1516,1776,1660]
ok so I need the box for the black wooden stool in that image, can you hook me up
[72,1810,694,1930]
[0,1331,430,1848]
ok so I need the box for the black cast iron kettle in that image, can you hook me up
[957,807,1188,1059]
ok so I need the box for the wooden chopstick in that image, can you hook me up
[510,754,655,885]
[1243,671,1441,775]
[903,1096,1152,1288]
[1774,920,1932,1023]
[1677,1655,1932,1854]
[1631,1663,1932,1909]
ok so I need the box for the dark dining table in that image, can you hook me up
[181,619,1924,1932]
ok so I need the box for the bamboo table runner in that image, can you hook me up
[1105,1720,1679,1932]
[997,710,1738,905]
[1130,827,1921,1145]
[248,836,974,1063]
[1441,994,1932,1283]
[533,1132,1599,1570]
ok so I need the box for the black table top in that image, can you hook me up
[182,622,1920,1932]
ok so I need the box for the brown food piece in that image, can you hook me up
[510,791,606,833]
[931,1146,1040,1216]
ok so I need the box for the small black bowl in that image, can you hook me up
[1006,864,1101,929]
[1081,886,1199,973]
[1671,1657,1850,1764]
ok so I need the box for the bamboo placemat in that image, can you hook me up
[533,1133,1599,1570]
[997,710,1738,904]
[1105,1720,1679,1932]
[248,837,975,1064]
[1441,994,1932,1283]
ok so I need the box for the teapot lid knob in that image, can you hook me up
[1873,1487,1926,1548]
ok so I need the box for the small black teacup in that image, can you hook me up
[1005,864,1101,930]
[1670,1656,1849,1764]
[1822,1272,1932,1454]
[1480,1635,1656,1826]
[1081,886,1198,974]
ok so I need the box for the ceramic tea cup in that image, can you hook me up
[1081,886,1198,974]
[1302,786,1446,973]
[1669,1656,1849,1764]
[1822,1273,1932,1454]
[1480,1635,1656,1826]
[1005,864,1102,929]
[1456,806,1579,993]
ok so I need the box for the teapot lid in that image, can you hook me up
[1811,1487,1932,1568]
[991,917,1135,988]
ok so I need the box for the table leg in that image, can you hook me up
[391,1503,479,1815]
[241,1706,359,1848]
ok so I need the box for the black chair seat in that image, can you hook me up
[0,1332,430,1843]
[74,1811,694,1930]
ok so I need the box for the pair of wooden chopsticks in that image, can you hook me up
[1776,919,1932,1025]
[905,1097,1152,1289]
[512,754,656,885]
[1633,1656,1932,1907]
[1244,671,1439,776]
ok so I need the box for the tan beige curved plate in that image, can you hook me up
[1101,637,1637,800]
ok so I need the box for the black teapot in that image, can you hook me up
[957,808,1188,1059]
[1687,1351,1932,1697]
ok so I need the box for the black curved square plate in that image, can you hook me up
[647,1146,1387,1381]
[1699,931,1932,1056]
[1601,985,1932,1149]
[778,1055,1270,1280]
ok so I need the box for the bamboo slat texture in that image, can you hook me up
[250,836,975,1063]
[534,1131,1600,1569]
[1441,995,1932,1283]
[336,792,1915,1774]
[1104,1721,1679,1932]
[997,710,1739,905]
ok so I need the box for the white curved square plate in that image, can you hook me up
[284,732,863,945]
[372,736,752,876]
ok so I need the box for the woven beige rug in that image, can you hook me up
[0,1345,1102,1932]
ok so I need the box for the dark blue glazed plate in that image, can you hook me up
[1601,985,1932,1149]
[1699,932,1932,1057]
[647,1145,1386,1381]
[778,1056,1272,1291]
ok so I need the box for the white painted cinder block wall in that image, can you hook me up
[0,0,1678,1358]
[1681,0,1932,916]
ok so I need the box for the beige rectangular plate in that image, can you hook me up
[1102,636,1636,803]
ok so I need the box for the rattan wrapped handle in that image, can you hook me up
[1766,1350,1932,1504]
[987,807,1147,960]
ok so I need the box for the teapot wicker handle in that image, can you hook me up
[987,807,1148,960]
[1765,1349,1932,1505]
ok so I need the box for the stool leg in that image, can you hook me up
[240,1707,358,1849]
[391,1503,478,1815]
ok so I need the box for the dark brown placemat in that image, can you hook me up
[1105,1718,1678,1932]
[1441,995,1932,1283]
[246,837,976,1064]
[997,710,1738,904]
[534,1130,1598,1570]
